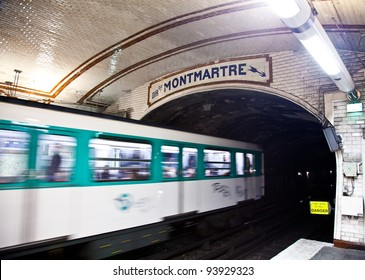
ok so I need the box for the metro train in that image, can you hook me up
[0,96,264,259]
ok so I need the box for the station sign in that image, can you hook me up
[310,201,331,215]
[148,55,272,106]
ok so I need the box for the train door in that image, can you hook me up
[31,129,77,242]
[181,147,199,213]
[161,145,198,215]
[0,126,78,248]
[0,126,34,248]
[235,151,247,202]
[235,151,257,201]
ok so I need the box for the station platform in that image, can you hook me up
[271,238,365,260]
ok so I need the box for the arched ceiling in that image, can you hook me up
[143,89,322,143]
[0,0,364,109]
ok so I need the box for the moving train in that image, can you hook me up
[0,96,264,259]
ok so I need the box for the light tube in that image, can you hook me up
[299,35,341,75]
[267,0,300,19]
[267,0,357,97]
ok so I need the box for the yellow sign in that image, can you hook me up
[310,201,331,215]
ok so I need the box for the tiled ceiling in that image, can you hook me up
[1,0,364,109]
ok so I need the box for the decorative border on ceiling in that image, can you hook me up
[58,0,268,103]
[0,83,50,99]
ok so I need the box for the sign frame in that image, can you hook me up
[310,201,331,215]
[147,55,272,106]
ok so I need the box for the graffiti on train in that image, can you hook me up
[211,182,231,198]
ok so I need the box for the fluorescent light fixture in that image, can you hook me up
[299,35,341,75]
[268,0,300,19]
[267,0,357,98]
[347,102,363,113]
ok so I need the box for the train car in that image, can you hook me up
[0,96,264,259]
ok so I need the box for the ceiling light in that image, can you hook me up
[267,0,358,100]
[299,35,341,75]
[267,0,300,19]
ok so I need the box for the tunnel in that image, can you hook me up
[142,88,336,202]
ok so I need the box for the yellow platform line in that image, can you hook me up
[121,239,132,243]
[99,244,112,249]
[111,249,123,255]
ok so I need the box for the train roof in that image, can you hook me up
[0,95,145,125]
[0,96,262,151]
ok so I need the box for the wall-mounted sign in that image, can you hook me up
[310,201,331,215]
[148,55,272,106]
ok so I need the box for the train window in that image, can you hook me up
[0,130,30,184]
[236,152,244,175]
[182,147,197,178]
[162,145,179,178]
[204,149,230,177]
[89,139,151,181]
[36,134,76,182]
[245,153,256,175]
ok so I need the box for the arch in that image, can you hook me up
[141,83,324,125]
[142,82,337,205]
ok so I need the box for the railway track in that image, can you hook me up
[119,197,314,260]
[237,214,334,260]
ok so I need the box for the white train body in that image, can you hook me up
[0,97,264,257]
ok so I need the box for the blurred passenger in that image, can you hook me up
[183,155,196,177]
[184,167,196,177]
[101,165,110,180]
[132,149,141,160]
[46,143,62,181]
[118,151,127,179]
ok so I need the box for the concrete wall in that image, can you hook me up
[325,92,365,246]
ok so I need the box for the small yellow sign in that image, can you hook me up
[310,201,331,215]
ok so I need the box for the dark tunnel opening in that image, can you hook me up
[142,88,336,202]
